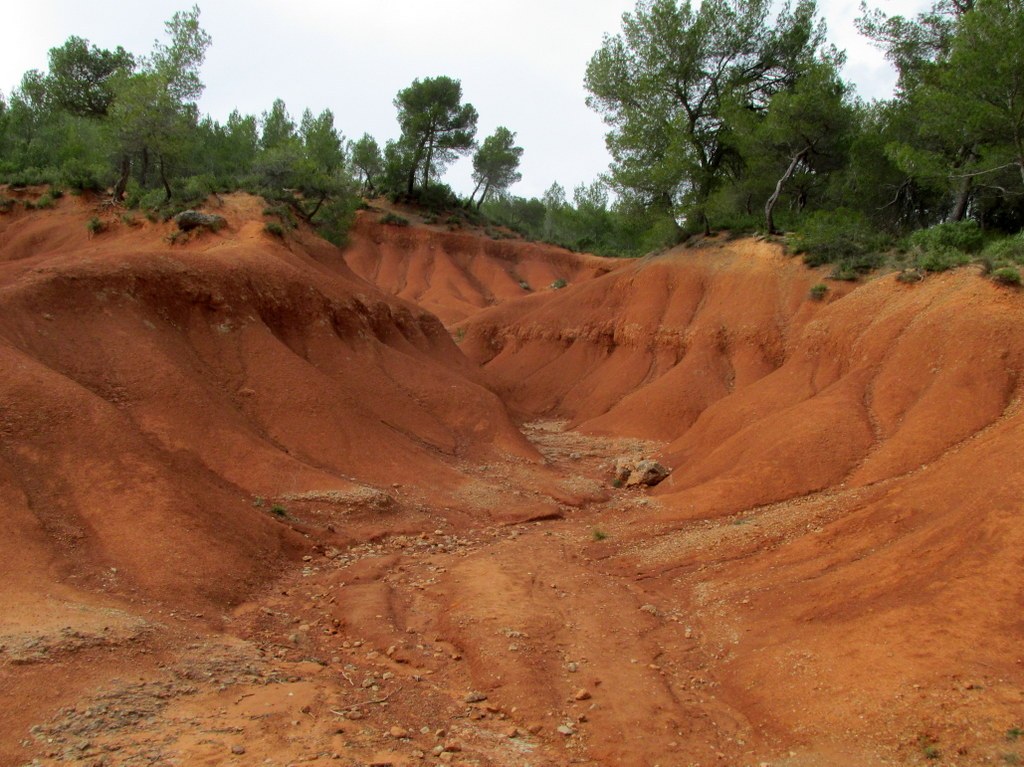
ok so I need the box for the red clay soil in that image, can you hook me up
[1,194,1022,767]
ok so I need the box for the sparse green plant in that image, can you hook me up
[166,230,189,245]
[252,496,266,508]
[1002,753,1021,765]
[808,283,828,300]
[829,264,859,281]
[550,278,567,289]
[992,266,1022,286]
[611,478,623,489]
[0,197,13,214]
[518,279,531,291]
[897,268,924,283]
[452,327,466,343]
[264,221,285,237]
[121,213,141,227]
[270,504,287,517]
[1008,728,1024,742]
[381,212,409,227]
[918,735,941,761]
[34,193,56,209]
[592,528,608,541]
[86,216,106,234]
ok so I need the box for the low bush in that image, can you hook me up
[380,212,409,227]
[86,216,106,234]
[264,221,285,237]
[916,245,970,273]
[908,220,984,255]
[992,266,1022,286]
[808,283,828,300]
[790,209,892,267]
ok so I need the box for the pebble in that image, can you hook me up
[573,688,592,701]
[557,724,575,736]
[230,745,246,755]
[389,726,409,739]
[464,691,488,703]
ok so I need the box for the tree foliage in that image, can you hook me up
[393,76,478,195]
[469,127,523,208]
[585,0,825,231]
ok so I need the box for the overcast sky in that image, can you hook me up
[1,1,932,199]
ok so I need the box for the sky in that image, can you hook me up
[0,1,933,200]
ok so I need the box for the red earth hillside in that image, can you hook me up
[3,197,1022,767]
[342,205,621,326]
[0,191,539,619]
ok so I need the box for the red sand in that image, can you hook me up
[1,193,1021,767]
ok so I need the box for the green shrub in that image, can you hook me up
[381,212,409,227]
[916,245,970,273]
[982,235,1024,266]
[518,279,531,291]
[592,529,608,541]
[0,197,13,214]
[86,216,106,234]
[121,213,141,227]
[992,266,1022,286]
[137,188,167,211]
[909,220,984,255]
[59,158,107,192]
[550,278,568,289]
[808,283,828,300]
[34,193,56,209]
[264,221,285,237]
[179,174,218,205]
[790,209,891,267]
[270,504,287,517]
[1007,728,1023,742]
[262,203,297,229]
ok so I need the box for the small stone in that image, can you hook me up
[505,726,519,738]
[442,740,462,752]
[573,688,592,701]
[557,724,575,736]
[464,691,487,703]
[230,745,246,755]
[389,726,409,739]
[566,661,579,672]
[640,604,659,616]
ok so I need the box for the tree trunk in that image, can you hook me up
[476,181,491,211]
[305,192,328,220]
[113,155,131,201]
[765,147,809,235]
[140,146,150,187]
[159,156,172,202]
[950,174,972,221]
[468,178,484,207]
